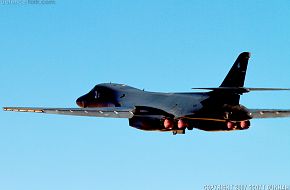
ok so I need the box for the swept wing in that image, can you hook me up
[3,107,135,118]
[249,109,290,119]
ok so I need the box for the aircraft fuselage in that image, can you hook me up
[76,83,251,133]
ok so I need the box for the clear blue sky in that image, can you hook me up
[1,1,290,189]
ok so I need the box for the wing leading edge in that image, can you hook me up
[249,109,290,119]
[3,107,135,118]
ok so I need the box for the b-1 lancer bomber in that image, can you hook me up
[3,52,290,135]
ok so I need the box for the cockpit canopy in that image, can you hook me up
[76,85,120,108]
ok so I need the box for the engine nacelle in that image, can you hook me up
[129,116,164,131]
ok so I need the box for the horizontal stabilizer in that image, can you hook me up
[192,87,290,94]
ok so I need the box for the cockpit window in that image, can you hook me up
[95,91,100,99]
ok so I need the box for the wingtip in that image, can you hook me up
[3,107,15,112]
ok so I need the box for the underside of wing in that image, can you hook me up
[249,109,290,119]
[3,107,135,118]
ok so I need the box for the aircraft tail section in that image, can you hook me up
[202,52,251,105]
[220,52,250,87]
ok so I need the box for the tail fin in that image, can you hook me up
[204,52,251,105]
[220,52,250,87]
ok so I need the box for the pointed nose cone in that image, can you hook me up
[76,97,86,108]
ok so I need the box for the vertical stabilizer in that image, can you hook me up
[220,52,250,87]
